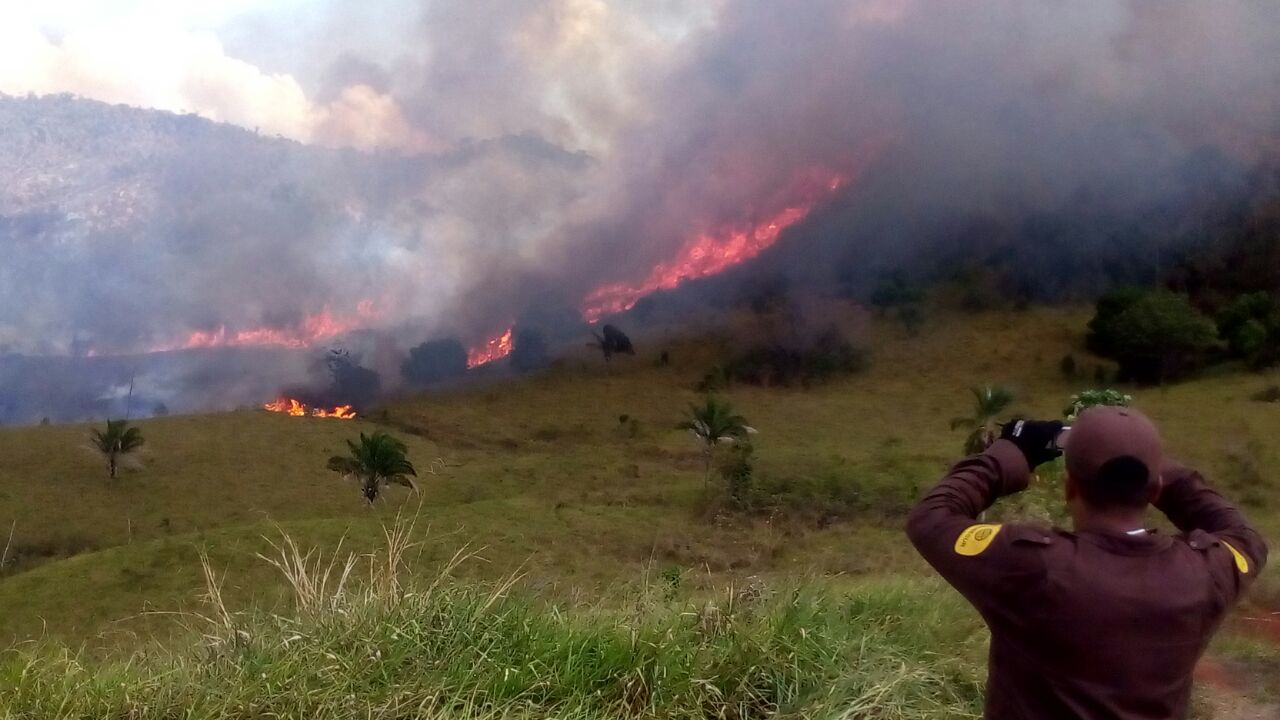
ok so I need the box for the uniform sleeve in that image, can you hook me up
[906,440,1049,613]
[1155,463,1269,601]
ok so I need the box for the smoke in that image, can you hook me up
[3,1,1280,421]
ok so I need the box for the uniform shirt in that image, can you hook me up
[907,439,1269,720]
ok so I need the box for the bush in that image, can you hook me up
[1090,291,1218,383]
[510,328,550,372]
[1086,286,1149,356]
[1216,292,1280,369]
[1059,354,1077,379]
[1063,389,1132,421]
[725,327,869,387]
[401,338,467,385]
[869,270,922,311]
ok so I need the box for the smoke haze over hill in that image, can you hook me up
[2,2,1280,420]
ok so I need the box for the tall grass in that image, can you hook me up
[0,522,984,719]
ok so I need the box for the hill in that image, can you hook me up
[0,306,1276,715]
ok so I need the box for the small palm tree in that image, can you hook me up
[677,395,756,489]
[950,385,1015,455]
[89,419,145,479]
[326,431,418,505]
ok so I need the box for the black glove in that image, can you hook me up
[999,419,1065,468]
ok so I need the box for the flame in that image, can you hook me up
[263,397,357,419]
[580,170,848,323]
[146,302,377,354]
[466,327,514,368]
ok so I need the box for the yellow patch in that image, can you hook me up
[954,524,1002,556]
[1222,541,1250,574]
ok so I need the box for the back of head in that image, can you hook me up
[1063,407,1163,511]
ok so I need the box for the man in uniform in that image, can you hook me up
[907,406,1268,719]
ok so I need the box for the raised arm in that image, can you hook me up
[906,439,1047,609]
[1155,462,1268,595]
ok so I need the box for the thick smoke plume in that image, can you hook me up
[2,1,1280,421]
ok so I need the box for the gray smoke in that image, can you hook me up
[2,1,1279,421]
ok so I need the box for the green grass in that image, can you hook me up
[0,531,988,719]
[0,304,1276,712]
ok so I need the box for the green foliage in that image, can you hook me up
[1063,389,1133,421]
[401,338,468,385]
[0,546,985,719]
[326,431,418,504]
[1086,286,1149,356]
[88,419,144,479]
[1216,292,1280,369]
[677,396,755,489]
[724,327,869,387]
[1094,291,1219,383]
[718,441,755,510]
[950,385,1015,455]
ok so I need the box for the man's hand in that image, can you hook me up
[999,419,1065,469]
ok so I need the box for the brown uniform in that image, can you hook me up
[907,439,1269,720]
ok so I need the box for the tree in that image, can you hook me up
[1086,286,1148,356]
[677,395,756,489]
[326,349,381,408]
[1107,292,1219,383]
[326,431,417,505]
[401,338,468,385]
[587,324,636,366]
[511,328,550,372]
[950,385,1015,455]
[89,419,144,479]
[1216,292,1280,368]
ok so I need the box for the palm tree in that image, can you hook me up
[950,385,1015,455]
[89,419,145,479]
[326,431,418,505]
[677,395,756,489]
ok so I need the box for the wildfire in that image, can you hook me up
[580,170,849,323]
[466,327,514,368]
[263,397,357,419]
[147,303,377,354]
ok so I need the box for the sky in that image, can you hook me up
[0,0,708,152]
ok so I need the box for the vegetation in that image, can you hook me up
[678,395,755,489]
[1087,289,1219,383]
[511,328,550,371]
[0,535,986,720]
[588,324,637,366]
[87,419,145,479]
[326,431,419,504]
[1215,292,1280,369]
[724,326,868,387]
[1064,389,1133,421]
[402,338,468,385]
[0,307,1275,713]
[949,385,1015,455]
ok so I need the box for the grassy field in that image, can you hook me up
[0,304,1277,715]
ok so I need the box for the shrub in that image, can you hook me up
[725,326,868,387]
[869,270,922,311]
[1086,286,1149,356]
[1095,291,1219,383]
[510,328,550,371]
[1216,292,1280,369]
[1063,389,1132,421]
[401,338,467,385]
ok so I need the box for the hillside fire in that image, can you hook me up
[466,327,514,368]
[263,397,357,419]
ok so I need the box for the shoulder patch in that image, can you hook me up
[954,524,1003,556]
[1222,541,1251,575]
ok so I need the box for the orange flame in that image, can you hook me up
[147,302,377,354]
[466,327,514,368]
[263,397,357,419]
[580,171,848,323]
